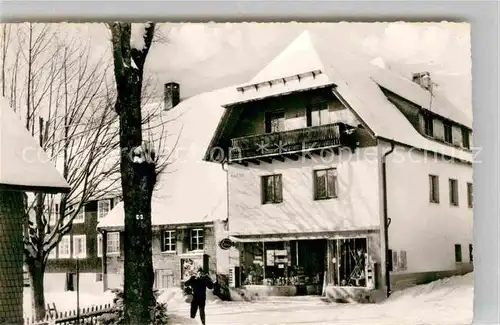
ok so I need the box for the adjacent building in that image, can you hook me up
[97,85,236,291]
[202,31,473,302]
[43,197,118,293]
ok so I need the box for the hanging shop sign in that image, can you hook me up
[218,238,233,250]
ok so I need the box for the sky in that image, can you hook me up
[144,22,471,117]
[3,22,472,117]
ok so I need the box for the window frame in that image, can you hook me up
[461,128,470,149]
[443,121,453,143]
[97,199,111,220]
[306,101,330,127]
[467,182,473,208]
[449,178,459,206]
[265,111,285,133]
[47,246,57,259]
[107,232,120,255]
[58,235,71,259]
[423,115,434,137]
[429,174,440,203]
[161,230,177,253]
[189,228,204,252]
[313,168,338,200]
[72,235,87,259]
[455,244,463,263]
[73,205,85,224]
[48,203,59,226]
[261,174,283,205]
[398,250,408,271]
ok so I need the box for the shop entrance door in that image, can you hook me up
[331,237,368,287]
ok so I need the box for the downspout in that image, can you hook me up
[221,159,229,231]
[220,159,234,292]
[382,140,395,298]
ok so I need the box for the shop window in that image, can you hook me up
[241,242,265,285]
[331,238,368,287]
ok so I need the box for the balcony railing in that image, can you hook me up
[229,122,356,162]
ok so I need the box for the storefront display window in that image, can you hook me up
[241,240,327,287]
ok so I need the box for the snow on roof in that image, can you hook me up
[248,32,326,85]
[0,97,70,193]
[97,86,238,229]
[370,68,472,129]
[223,30,472,163]
[370,57,387,70]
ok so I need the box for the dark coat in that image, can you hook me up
[185,275,214,302]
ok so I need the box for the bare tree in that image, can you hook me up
[108,22,157,324]
[1,24,11,97]
[1,23,171,320]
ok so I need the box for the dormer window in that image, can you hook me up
[462,128,470,149]
[423,115,434,137]
[443,121,452,143]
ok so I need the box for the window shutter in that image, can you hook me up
[275,175,283,202]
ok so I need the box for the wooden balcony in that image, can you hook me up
[229,122,357,164]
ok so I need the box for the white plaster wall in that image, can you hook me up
[228,146,381,235]
[384,143,473,274]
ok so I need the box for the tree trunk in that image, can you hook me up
[111,23,156,324]
[117,74,156,324]
[121,155,155,324]
[28,259,46,321]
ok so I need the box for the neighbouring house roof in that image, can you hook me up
[97,86,238,230]
[203,30,473,163]
[0,97,70,193]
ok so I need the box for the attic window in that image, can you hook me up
[443,122,452,143]
[461,128,470,149]
[424,115,434,137]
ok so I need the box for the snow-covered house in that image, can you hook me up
[42,87,183,293]
[43,195,121,293]
[202,31,473,302]
[96,84,238,291]
[1,97,71,323]
[42,104,163,293]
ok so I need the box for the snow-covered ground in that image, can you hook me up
[24,273,473,325]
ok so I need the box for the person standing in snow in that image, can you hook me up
[184,267,214,325]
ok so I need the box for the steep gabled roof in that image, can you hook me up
[97,86,238,229]
[204,30,473,163]
[0,97,70,193]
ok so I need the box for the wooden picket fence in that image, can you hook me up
[24,303,114,325]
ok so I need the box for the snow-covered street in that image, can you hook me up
[166,273,473,325]
[24,273,472,324]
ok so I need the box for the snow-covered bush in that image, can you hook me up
[97,288,168,325]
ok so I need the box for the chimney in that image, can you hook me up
[411,72,433,92]
[164,82,180,111]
